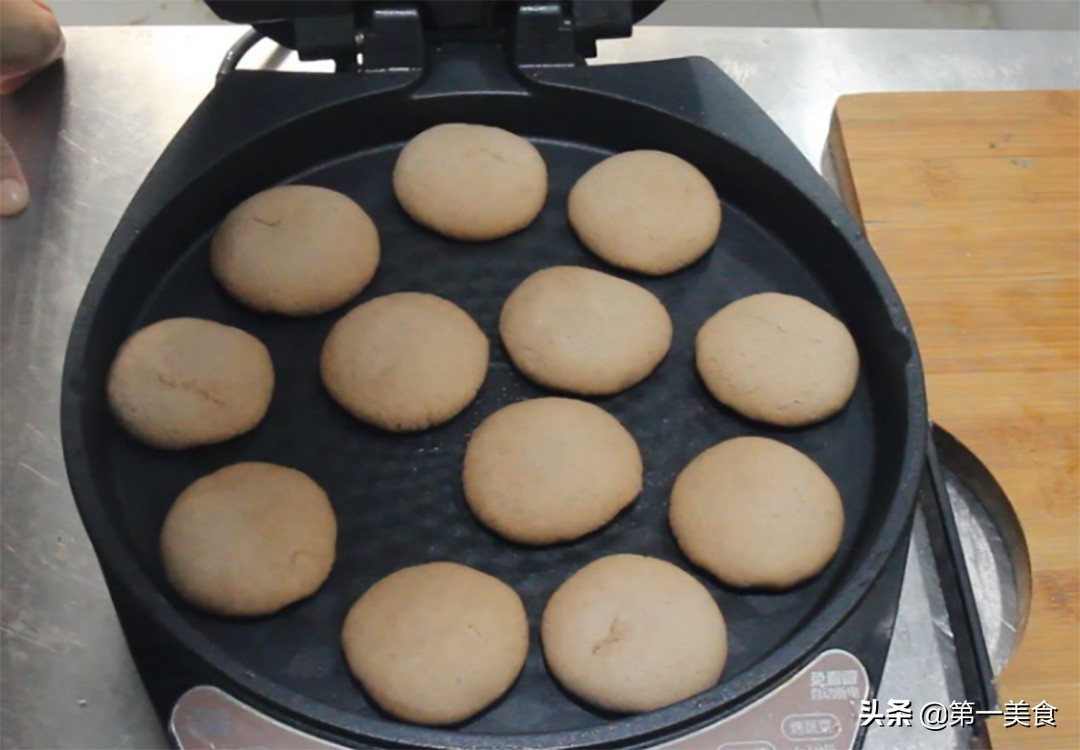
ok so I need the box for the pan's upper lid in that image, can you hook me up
[204,1,664,64]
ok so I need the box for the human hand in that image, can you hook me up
[0,0,65,216]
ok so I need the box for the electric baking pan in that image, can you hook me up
[60,2,928,748]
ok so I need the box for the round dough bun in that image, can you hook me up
[464,398,642,545]
[568,150,721,275]
[500,266,673,395]
[393,123,548,241]
[320,292,489,432]
[670,437,845,589]
[160,462,336,617]
[695,292,859,427]
[107,317,274,450]
[541,554,727,713]
[210,185,380,316]
[341,562,528,725]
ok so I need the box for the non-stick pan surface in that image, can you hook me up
[63,74,924,749]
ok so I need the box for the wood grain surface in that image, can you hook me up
[829,89,1079,750]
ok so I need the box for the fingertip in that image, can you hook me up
[0,177,29,216]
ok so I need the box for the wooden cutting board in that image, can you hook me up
[829,90,1079,750]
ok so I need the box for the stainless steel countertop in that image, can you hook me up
[2,25,1077,750]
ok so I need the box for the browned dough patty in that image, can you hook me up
[211,184,380,316]
[160,462,336,617]
[541,554,728,713]
[341,562,528,725]
[670,437,845,589]
[463,398,643,545]
[568,150,721,275]
[320,292,489,431]
[393,123,547,241]
[499,266,673,395]
[695,292,859,426]
[107,317,274,450]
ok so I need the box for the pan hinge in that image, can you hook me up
[206,1,637,73]
[206,1,425,73]
[292,12,364,72]
[290,5,426,73]
[514,1,634,67]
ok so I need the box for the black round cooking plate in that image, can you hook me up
[62,72,926,749]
